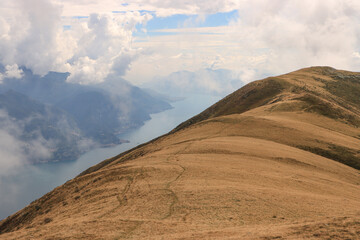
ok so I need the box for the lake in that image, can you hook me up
[0,94,220,220]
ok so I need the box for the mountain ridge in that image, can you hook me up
[1,66,360,239]
[79,66,360,176]
[174,66,360,131]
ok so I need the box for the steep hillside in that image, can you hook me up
[174,66,360,169]
[1,67,360,239]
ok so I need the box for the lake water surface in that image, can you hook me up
[0,94,220,220]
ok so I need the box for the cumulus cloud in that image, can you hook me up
[0,109,54,178]
[228,0,360,76]
[0,129,27,176]
[55,0,240,17]
[0,110,29,177]
[132,0,240,16]
[0,0,151,84]
[65,12,149,84]
[0,0,69,75]
[128,0,360,85]
[2,64,24,79]
[2,0,360,87]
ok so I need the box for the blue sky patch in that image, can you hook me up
[146,10,237,30]
[112,11,127,14]
[72,16,89,19]
[198,10,238,27]
[134,10,238,37]
[63,25,72,30]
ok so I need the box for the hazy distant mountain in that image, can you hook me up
[142,88,185,102]
[0,69,84,105]
[142,68,244,97]
[0,67,171,163]
[57,91,121,145]
[95,76,173,126]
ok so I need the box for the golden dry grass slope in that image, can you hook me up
[1,66,360,239]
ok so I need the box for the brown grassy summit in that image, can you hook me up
[175,66,360,130]
[1,66,360,239]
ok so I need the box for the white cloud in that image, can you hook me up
[353,52,360,59]
[0,129,27,176]
[227,0,360,76]
[0,0,152,84]
[0,0,69,75]
[128,0,360,85]
[0,109,54,170]
[0,64,23,83]
[127,27,237,84]
[3,64,23,79]
[65,12,149,84]
[2,0,360,87]
[55,0,240,17]
[0,110,28,177]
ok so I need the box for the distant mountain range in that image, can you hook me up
[142,68,244,97]
[0,67,171,163]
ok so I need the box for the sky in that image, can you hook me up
[1,0,360,88]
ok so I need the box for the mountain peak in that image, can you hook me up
[173,66,360,132]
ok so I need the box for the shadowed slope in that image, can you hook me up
[1,67,360,239]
